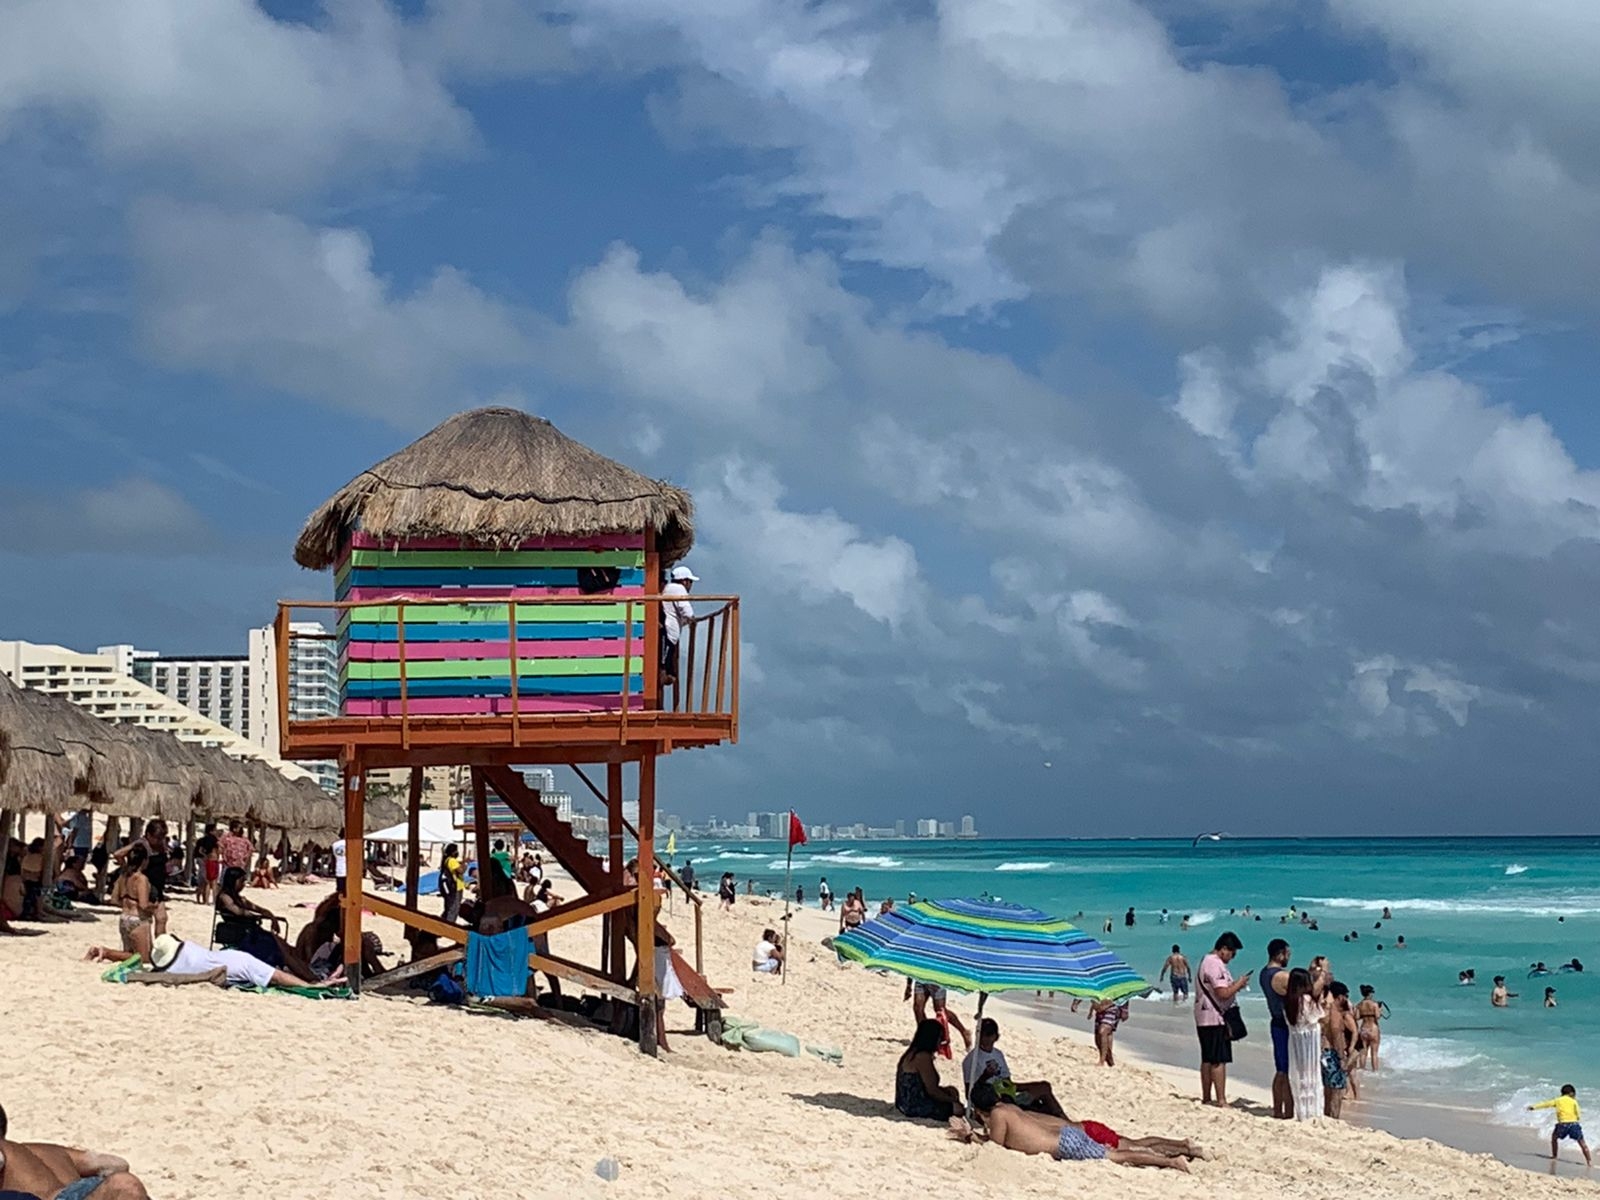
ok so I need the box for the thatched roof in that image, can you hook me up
[0,673,76,814]
[294,407,694,569]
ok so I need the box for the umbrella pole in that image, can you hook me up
[780,837,794,985]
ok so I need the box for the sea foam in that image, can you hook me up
[1504,863,1529,875]
[1382,1034,1488,1074]
[1295,893,1600,917]
[995,861,1055,872]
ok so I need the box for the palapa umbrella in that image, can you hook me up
[834,897,1150,1005]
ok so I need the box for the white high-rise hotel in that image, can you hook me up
[1,622,340,792]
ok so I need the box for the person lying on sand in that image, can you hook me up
[130,933,343,990]
[0,1101,150,1199]
[956,1083,1202,1171]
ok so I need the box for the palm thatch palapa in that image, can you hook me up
[0,672,76,814]
[293,406,695,569]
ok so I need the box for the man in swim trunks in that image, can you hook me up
[0,1102,150,1199]
[960,1084,1198,1170]
[1160,945,1190,1004]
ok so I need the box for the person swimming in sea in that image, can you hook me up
[1458,969,1477,986]
[1492,976,1517,1006]
[1560,959,1585,973]
[1545,987,1558,1008]
[1381,906,1392,920]
[1529,962,1551,978]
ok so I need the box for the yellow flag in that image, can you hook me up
[666,831,677,857]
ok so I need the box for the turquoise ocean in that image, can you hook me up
[676,836,1600,1127]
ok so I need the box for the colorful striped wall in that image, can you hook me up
[336,531,648,716]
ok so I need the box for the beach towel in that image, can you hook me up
[466,924,530,998]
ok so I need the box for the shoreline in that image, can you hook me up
[780,903,1588,1183]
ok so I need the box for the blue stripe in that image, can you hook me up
[343,621,646,642]
[337,567,645,589]
[343,676,640,698]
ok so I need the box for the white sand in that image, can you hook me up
[3,884,1595,1199]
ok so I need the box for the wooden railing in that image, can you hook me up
[274,594,740,750]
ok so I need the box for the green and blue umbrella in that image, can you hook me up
[834,897,1149,1002]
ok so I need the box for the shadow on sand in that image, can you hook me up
[788,1092,922,1123]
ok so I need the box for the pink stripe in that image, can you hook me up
[347,532,645,552]
[345,639,630,660]
[343,696,646,716]
[338,585,646,602]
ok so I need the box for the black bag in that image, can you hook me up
[1224,1005,1248,1042]
[1202,969,1248,1041]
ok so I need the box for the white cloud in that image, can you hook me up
[1176,262,1600,549]
[691,456,926,630]
[130,200,533,420]
[566,239,841,420]
[561,0,1600,324]
[0,0,492,195]
[1347,655,1481,738]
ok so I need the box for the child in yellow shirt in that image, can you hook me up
[1529,1084,1591,1166]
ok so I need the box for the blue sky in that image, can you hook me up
[2,0,1598,835]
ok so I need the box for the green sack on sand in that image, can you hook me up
[719,1014,842,1063]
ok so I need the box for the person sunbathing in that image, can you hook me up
[0,1101,150,1198]
[145,933,344,990]
[957,1082,1201,1171]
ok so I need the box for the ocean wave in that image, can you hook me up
[1381,1035,1488,1074]
[1492,1084,1561,1129]
[995,861,1055,872]
[804,852,904,868]
[1504,863,1529,875]
[1183,911,1217,927]
[714,851,769,860]
[1295,894,1600,917]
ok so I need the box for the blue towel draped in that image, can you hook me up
[466,925,530,998]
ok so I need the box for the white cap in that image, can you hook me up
[151,933,182,970]
[670,565,699,582]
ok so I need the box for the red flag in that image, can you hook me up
[788,811,808,848]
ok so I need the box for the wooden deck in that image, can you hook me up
[282,709,735,763]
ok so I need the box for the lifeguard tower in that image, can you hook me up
[274,407,739,1053]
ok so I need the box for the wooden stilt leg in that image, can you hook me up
[636,752,658,1056]
[471,768,492,900]
[342,759,366,995]
[404,767,422,912]
[606,762,625,984]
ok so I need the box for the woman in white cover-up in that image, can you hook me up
[1284,967,1324,1120]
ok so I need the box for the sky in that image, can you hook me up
[2,0,1598,837]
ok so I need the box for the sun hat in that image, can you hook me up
[669,565,699,582]
[150,933,182,970]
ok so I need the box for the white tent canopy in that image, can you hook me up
[363,809,461,846]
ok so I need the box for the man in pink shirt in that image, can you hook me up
[1194,931,1251,1106]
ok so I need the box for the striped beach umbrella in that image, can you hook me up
[834,897,1150,1002]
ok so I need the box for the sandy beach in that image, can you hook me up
[3,880,1595,1200]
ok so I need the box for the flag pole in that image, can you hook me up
[781,813,795,985]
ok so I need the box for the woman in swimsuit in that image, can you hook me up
[1355,985,1388,1071]
[83,843,156,963]
[895,1020,962,1120]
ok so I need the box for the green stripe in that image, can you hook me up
[345,549,644,570]
[343,657,633,680]
[341,603,631,624]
